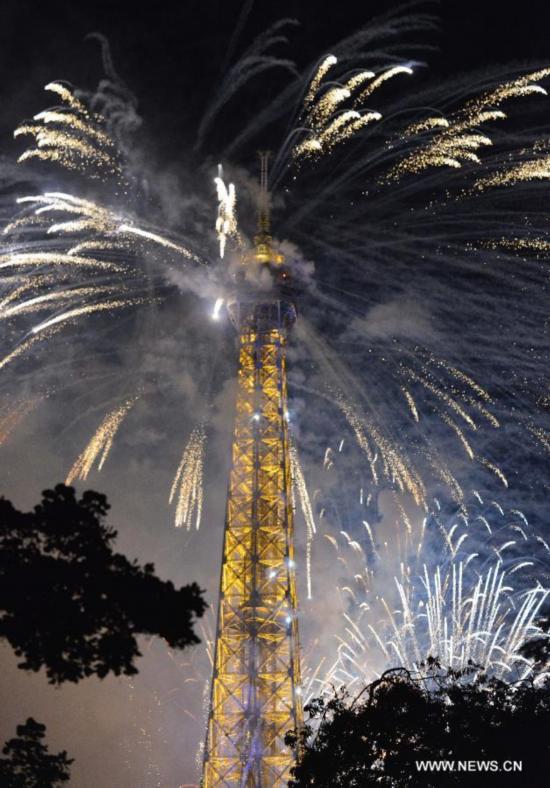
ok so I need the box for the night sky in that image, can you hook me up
[2,0,550,158]
[1,2,549,786]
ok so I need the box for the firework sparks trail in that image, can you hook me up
[315,495,549,693]
[14,82,123,180]
[118,225,199,261]
[169,425,206,530]
[401,387,419,422]
[30,298,148,335]
[0,286,117,320]
[479,457,509,488]
[66,397,138,483]
[213,165,239,258]
[0,251,125,273]
[294,54,387,159]
[290,441,317,599]
[0,398,42,445]
[0,333,55,372]
[294,320,505,516]
[211,297,224,320]
[388,69,550,180]
[5,192,199,262]
[6,193,117,236]
[334,388,428,508]
[528,424,550,454]
[303,55,338,109]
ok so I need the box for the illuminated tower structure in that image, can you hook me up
[203,155,303,786]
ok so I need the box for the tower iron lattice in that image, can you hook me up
[203,155,303,786]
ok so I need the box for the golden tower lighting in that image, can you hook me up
[203,154,303,786]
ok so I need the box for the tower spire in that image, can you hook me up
[257,151,271,236]
[244,152,284,267]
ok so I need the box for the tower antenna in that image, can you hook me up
[244,151,284,267]
[257,150,271,236]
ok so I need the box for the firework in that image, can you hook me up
[0,287,116,320]
[315,492,549,693]
[214,165,239,258]
[0,398,42,445]
[0,251,125,272]
[169,426,205,530]
[291,441,317,599]
[389,69,550,180]
[14,82,122,180]
[6,192,198,262]
[294,55,386,159]
[66,397,138,483]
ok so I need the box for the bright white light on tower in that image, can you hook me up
[252,413,260,422]
[285,615,292,624]
[212,297,224,320]
[269,570,276,579]
[287,558,295,568]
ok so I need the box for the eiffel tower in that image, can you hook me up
[203,153,303,786]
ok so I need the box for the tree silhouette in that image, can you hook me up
[520,614,550,666]
[0,717,72,787]
[0,483,206,683]
[287,660,550,786]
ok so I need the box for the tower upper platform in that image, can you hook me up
[226,152,297,331]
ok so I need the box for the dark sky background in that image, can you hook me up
[1,2,549,787]
[1,0,550,160]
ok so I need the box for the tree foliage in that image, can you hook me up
[519,614,550,666]
[287,660,550,786]
[0,718,72,787]
[0,484,206,683]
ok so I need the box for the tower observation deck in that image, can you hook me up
[203,155,303,786]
